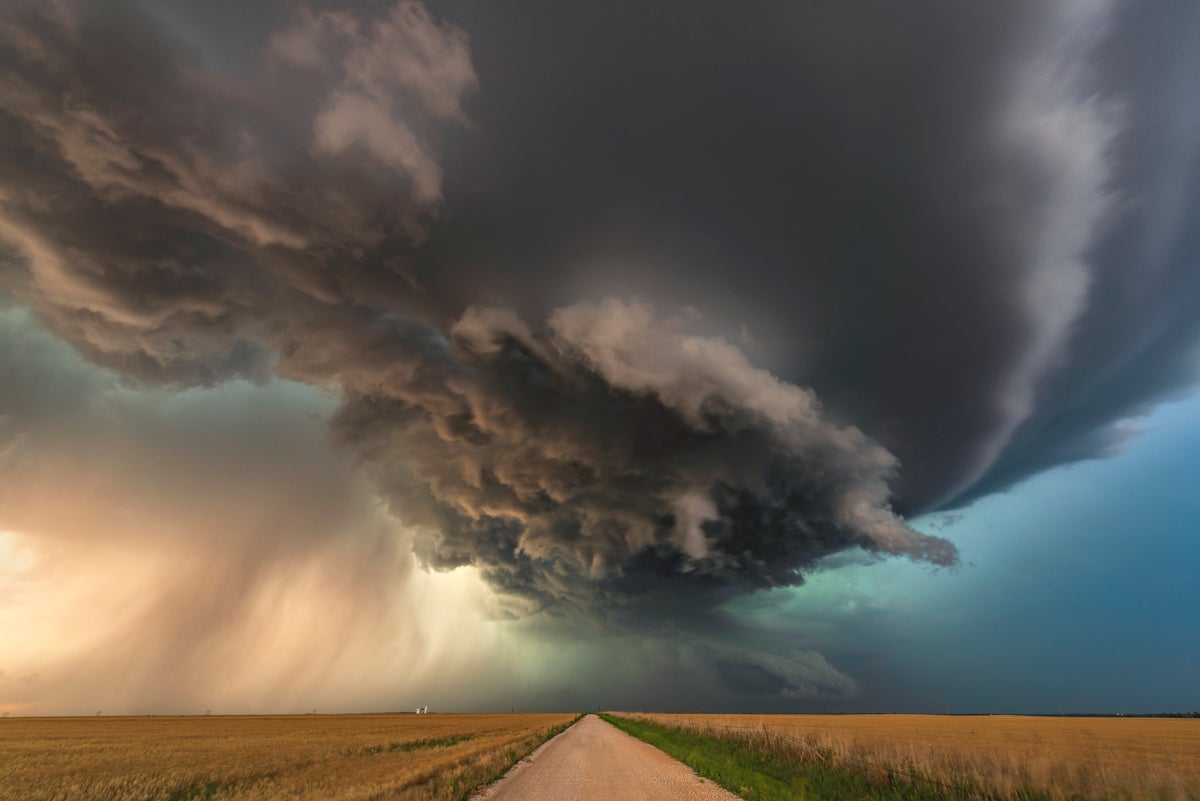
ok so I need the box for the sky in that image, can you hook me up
[0,0,1197,715]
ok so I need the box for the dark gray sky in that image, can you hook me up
[1,0,1197,714]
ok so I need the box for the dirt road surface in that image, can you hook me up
[475,714,741,801]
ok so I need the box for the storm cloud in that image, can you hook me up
[0,0,956,621]
[333,296,954,613]
[414,0,1199,513]
[1,0,1199,708]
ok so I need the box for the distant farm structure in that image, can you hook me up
[416,705,429,714]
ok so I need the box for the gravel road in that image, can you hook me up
[474,714,742,801]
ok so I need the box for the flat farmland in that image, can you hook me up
[0,712,577,801]
[620,713,1199,800]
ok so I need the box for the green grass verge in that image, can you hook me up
[600,714,1049,801]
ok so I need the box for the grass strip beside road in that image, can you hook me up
[600,714,1047,801]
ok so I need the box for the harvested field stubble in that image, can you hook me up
[0,712,578,801]
[619,713,1200,801]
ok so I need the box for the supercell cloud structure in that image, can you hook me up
[1,0,1199,710]
[0,0,953,616]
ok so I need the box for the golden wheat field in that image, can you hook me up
[0,712,577,801]
[624,713,1200,801]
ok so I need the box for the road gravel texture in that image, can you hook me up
[475,714,741,801]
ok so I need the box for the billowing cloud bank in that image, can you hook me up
[342,296,955,614]
[0,1,952,622]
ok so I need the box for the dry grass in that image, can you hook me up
[620,713,1200,801]
[0,712,577,801]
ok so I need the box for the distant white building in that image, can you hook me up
[416,705,428,714]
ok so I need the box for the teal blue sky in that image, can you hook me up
[732,394,1200,713]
